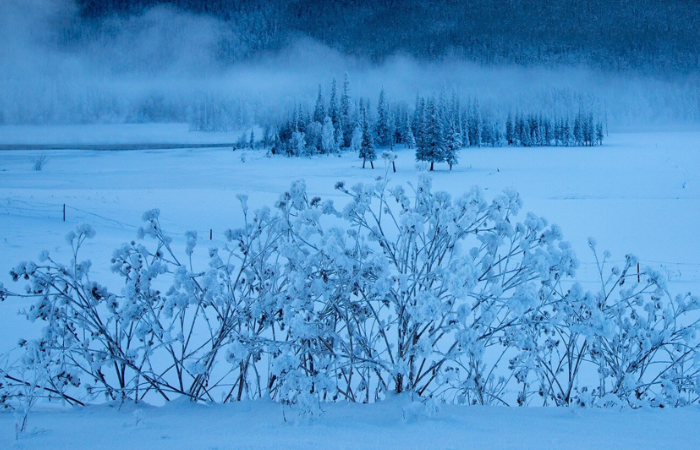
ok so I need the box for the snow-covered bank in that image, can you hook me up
[2,399,699,450]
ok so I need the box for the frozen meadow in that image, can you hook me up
[1,127,699,291]
[0,126,699,448]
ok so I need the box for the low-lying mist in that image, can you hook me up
[1,0,699,132]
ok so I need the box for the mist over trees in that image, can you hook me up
[73,0,700,75]
[1,0,699,130]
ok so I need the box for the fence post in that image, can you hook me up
[637,263,640,283]
[63,204,66,222]
[210,229,213,240]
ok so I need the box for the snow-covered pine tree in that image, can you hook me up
[481,119,493,147]
[341,73,353,148]
[236,132,248,150]
[335,123,344,152]
[314,85,325,124]
[543,117,553,146]
[450,89,461,135]
[359,101,377,168]
[493,120,503,146]
[271,127,281,155]
[470,99,482,147]
[329,78,340,132]
[514,111,522,146]
[321,116,337,155]
[350,125,362,153]
[584,113,595,146]
[291,130,306,156]
[306,120,323,154]
[520,116,532,147]
[375,88,392,147]
[505,112,514,145]
[388,108,396,149]
[573,112,583,146]
[393,103,407,145]
[405,122,416,149]
[563,117,573,146]
[529,115,540,146]
[553,117,561,145]
[299,103,310,132]
[262,125,272,149]
[421,97,446,171]
[444,116,461,170]
[413,95,426,152]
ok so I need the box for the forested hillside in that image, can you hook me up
[71,0,700,74]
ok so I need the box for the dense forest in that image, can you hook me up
[70,0,700,75]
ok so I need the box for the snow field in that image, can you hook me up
[1,397,699,450]
[1,127,700,447]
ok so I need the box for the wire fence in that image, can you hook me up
[3,197,700,284]
[0,197,232,244]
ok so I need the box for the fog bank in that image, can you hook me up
[1,0,698,131]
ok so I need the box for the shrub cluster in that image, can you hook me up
[1,178,698,412]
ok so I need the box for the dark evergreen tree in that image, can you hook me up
[444,116,461,170]
[340,73,353,148]
[313,85,325,124]
[375,89,392,147]
[505,112,514,145]
[359,101,376,168]
[418,97,446,171]
[596,122,605,145]
[329,78,340,132]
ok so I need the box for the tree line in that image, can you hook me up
[75,0,700,75]
[256,76,605,171]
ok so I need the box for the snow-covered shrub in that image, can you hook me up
[1,178,698,409]
[582,244,700,407]
[330,176,578,403]
[508,242,700,407]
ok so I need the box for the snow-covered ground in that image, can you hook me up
[1,127,699,447]
[2,398,699,450]
[0,123,246,145]
[1,129,699,288]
